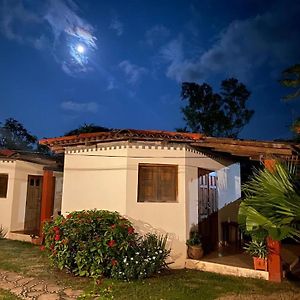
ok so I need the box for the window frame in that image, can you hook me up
[137,163,178,203]
[0,173,9,198]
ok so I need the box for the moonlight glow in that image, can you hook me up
[76,44,85,54]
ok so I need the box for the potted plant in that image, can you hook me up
[244,240,268,271]
[186,231,203,260]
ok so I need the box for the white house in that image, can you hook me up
[40,129,298,268]
[0,149,62,242]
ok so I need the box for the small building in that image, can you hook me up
[40,129,299,268]
[0,149,63,241]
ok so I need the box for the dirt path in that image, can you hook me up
[0,269,83,300]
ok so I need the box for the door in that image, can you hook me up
[198,169,218,253]
[24,175,43,235]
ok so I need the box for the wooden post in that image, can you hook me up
[267,236,282,282]
[264,158,283,282]
[40,170,55,236]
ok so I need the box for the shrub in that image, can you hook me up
[244,240,268,259]
[43,210,137,278]
[43,210,170,280]
[111,233,171,280]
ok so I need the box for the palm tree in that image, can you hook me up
[238,162,300,241]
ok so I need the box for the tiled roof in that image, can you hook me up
[39,128,300,159]
[0,149,63,169]
[0,149,16,157]
[40,129,204,147]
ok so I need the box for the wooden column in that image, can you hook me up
[264,158,283,283]
[267,236,282,282]
[40,170,55,236]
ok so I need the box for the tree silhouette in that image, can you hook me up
[279,64,300,101]
[0,118,37,150]
[64,123,111,136]
[179,78,254,138]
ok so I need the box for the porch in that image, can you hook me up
[185,243,300,281]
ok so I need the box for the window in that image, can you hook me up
[138,164,177,202]
[0,174,8,198]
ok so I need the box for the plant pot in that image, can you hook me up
[253,257,268,271]
[187,245,204,260]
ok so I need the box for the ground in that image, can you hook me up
[0,239,300,300]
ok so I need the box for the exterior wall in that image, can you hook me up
[125,143,187,268]
[217,163,241,209]
[53,172,63,217]
[216,163,241,243]
[0,160,16,236]
[185,151,231,239]
[9,161,44,232]
[61,141,234,268]
[62,145,128,214]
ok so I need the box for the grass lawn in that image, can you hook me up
[0,239,299,300]
[0,289,19,300]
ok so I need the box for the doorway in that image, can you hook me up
[24,175,43,235]
[198,168,219,253]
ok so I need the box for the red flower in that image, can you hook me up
[53,226,59,232]
[50,244,55,250]
[110,224,116,229]
[40,245,45,251]
[66,214,72,219]
[55,235,60,241]
[111,259,118,266]
[107,240,116,247]
[127,226,134,234]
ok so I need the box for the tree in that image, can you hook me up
[179,78,254,138]
[0,118,37,150]
[64,123,111,136]
[279,64,300,101]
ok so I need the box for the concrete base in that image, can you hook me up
[185,259,269,280]
[7,232,32,243]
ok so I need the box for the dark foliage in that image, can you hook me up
[64,123,111,136]
[180,78,254,138]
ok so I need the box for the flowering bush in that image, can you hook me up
[111,233,171,280]
[43,210,170,280]
[43,210,137,278]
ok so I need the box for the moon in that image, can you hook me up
[76,44,85,54]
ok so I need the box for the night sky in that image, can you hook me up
[1,0,300,141]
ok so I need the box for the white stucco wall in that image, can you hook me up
[0,160,46,236]
[62,145,128,214]
[217,163,241,210]
[53,172,63,217]
[61,141,234,268]
[0,160,16,236]
[216,163,241,243]
[10,161,44,232]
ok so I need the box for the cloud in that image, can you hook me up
[119,60,147,84]
[145,25,170,46]
[0,0,97,76]
[109,16,123,36]
[161,2,300,83]
[0,0,43,45]
[161,37,203,82]
[61,101,99,113]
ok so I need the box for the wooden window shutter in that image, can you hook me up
[138,166,157,202]
[158,166,177,202]
[138,164,177,202]
[0,174,8,198]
